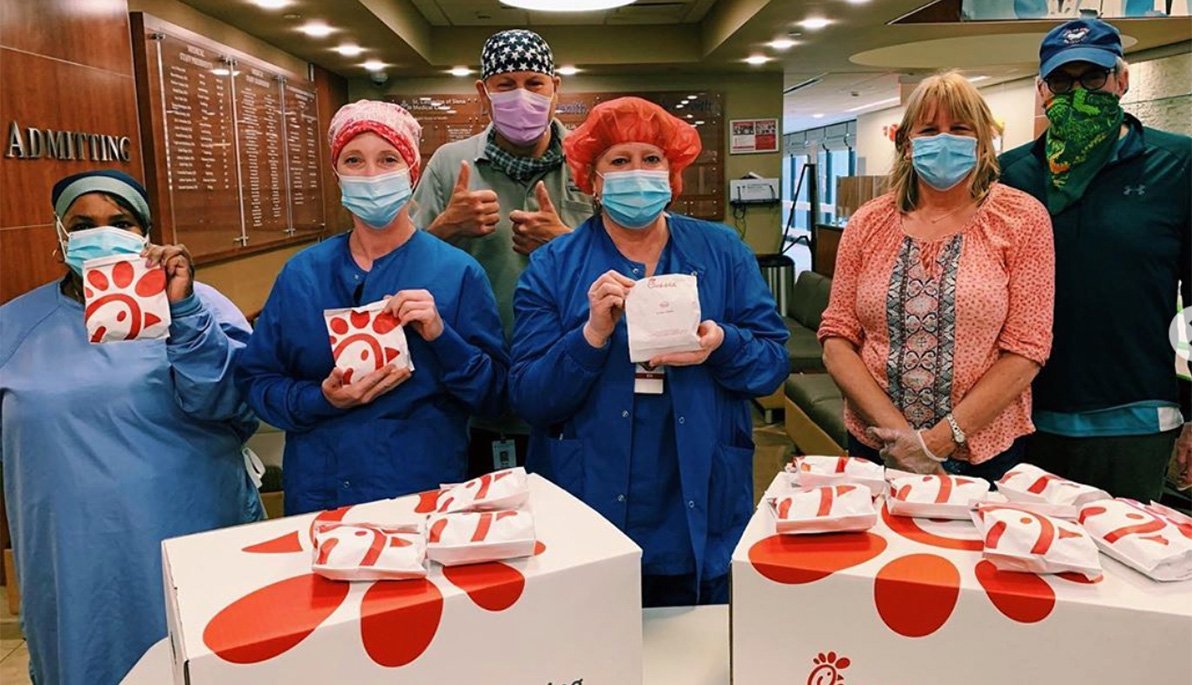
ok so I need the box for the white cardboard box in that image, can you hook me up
[162,475,642,684]
[731,474,1192,685]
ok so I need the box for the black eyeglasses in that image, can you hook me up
[1044,68,1112,95]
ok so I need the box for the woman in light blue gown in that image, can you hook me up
[0,170,263,685]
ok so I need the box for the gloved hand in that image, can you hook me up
[868,427,946,475]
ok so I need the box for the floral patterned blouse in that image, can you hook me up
[818,183,1055,464]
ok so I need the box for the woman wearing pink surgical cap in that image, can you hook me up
[236,100,509,514]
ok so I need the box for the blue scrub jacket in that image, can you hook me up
[510,214,789,582]
[235,232,509,514]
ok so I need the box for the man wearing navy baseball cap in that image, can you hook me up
[1000,18,1191,500]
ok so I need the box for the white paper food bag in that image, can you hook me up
[625,273,701,363]
[997,463,1110,518]
[790,455,887,497]
[973,504,1102,579]
[311,522,427,581]
[888,474,992,520]
[426,509,537,566]
[438,467,530,514]
[769,484,877,534]
[1078,498,1192,582]
[82,255,171,343]
[324,299,413,384]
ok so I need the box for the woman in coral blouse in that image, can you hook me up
[819,72,1055,479]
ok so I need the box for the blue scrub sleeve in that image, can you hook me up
[425,263,509,419]
[234,268,346,432]
[166,285,259,438]
[704,242,790,397]
[510,254,611,428]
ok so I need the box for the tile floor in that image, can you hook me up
[0,410,794,685]
[1,583,28,684]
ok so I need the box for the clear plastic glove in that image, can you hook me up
[868,426,946,475]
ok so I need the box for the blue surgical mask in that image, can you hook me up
[598,169,672,230]
[339,169,412,229]
[911,133,978,191]
[59,222,148,275]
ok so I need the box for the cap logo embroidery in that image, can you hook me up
[1063,28,1090,44]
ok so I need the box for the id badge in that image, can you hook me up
[634,363,665,394]
[492,439,517,470]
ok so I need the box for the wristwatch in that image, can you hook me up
[945,413,966,445]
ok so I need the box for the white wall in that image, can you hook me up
[855,76,1037,178]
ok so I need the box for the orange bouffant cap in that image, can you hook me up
[563,96,702,197]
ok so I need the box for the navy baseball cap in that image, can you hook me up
[1039,19,1123,78]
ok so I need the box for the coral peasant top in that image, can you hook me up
[818,183,1055,464]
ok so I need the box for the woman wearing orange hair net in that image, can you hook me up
[509,97,789,606]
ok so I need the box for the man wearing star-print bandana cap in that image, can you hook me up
[999,18,1192,501]
[412,28,595,477]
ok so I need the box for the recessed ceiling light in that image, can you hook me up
[768,38,797,50]
[676,103,685,109]
[686,114,694,119]
[745,55,771,65]
[967,75,989,83]
[695,120,705,125]
[299,21,334,38]
[449,66,473,77]
[845,0,871,4]
[335,44,364,57]
[499,0,635,10]
[687,94,698,99]
[813,113,825,119]
[799,17,832,30]
[252,0,291,9]
[557,65,581,76]
[361,60,386,71]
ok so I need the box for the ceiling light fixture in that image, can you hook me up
[686,114,694,119]
[499,0,636,10]
[846,0,871,4]
[745,55,771,65]
[845,96,899,113]
[334,44,364,57]
[768,38,797,50]
[813,113,825,119]
[252,0,291,9]
[799,17,832,30]
[361,60,386,71]
[695,120,705,125]
[557,65,581,76]
[299,21,335,38]
[448,66,473,77]
[967,75,989,83]
[676,103,685,109]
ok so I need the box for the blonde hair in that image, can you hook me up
[890,71,1003,213]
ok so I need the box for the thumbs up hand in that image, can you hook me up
[430,160,501,240]
[510,181,572,255]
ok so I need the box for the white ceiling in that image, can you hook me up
[408,0,717,25]
[174,0,1192,133]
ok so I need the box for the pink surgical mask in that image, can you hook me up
[486,87,553,146]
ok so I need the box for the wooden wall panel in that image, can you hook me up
[0,226,62,305]
[314,64,350,233]
[0,48,144,230]
[1,0,142,303]
[0,0,134,75]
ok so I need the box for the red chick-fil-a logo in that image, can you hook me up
[807,651,850,685]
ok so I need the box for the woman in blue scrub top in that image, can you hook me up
[235,100,508,515]
[510,97,789,607]
[0,169,263,685]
